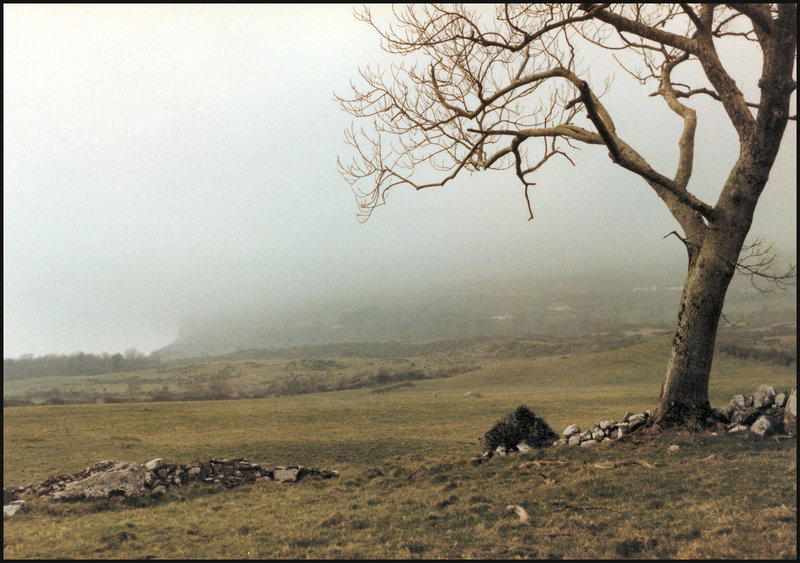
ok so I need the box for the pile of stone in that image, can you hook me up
[714,384,796,437]
[555,384,796,447]
[553,385,797,446]
[475,385,796,460]
[555,410,652,448]
[4,457,338,519]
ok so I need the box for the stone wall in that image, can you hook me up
[555,385,796,449]
[479,385,796,459]
[4,457,338,518]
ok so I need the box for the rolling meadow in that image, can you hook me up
[3,336,796,559]
[5,5,797,560]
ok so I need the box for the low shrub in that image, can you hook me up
[481,405,558,451]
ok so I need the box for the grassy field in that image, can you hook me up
[3,338,796,559]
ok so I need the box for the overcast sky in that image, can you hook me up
[4,4,796,358]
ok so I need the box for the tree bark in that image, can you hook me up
[654,141,790,428]
[654,237,737,427]
[652,7,796,428]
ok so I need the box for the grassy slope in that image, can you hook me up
[3,338,796,559]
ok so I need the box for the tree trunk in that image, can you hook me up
[653,151,782,428]
[653,241,736,427]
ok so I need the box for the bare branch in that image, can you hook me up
[726,3,776,35]
[719,311,748,329]
[338,3,786,234]
[679,3,707,34]
[735,238,797,293]
[579,3,699,53]
[652,85,798,121]
[663,230,700,249]
[576,79,715,220]
[657,53,696,188]
[692,36,757,142]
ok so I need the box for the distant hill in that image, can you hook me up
[152,272,796,360]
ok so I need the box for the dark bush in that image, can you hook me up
[481,405,558,452]
[41,397,68,406]
[3,397,34,407]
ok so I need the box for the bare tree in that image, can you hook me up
[124,347,144,361]
[337,4,796,427]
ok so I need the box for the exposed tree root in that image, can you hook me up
[651,400,716,431]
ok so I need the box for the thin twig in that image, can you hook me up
[593,459,656,469]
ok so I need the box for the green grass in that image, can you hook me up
[3,338,796,559]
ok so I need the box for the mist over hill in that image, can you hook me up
[153,271,796,360]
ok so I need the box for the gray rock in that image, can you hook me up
[188,466,202,477]
[599,420,611,430]
[4,487,24,505]
[579,431,593,442]
[752,385,776,409]
[774,392,787,408]
[623,411,633,422]
[763,406,786,433]
[463,391,483,398]
[750,416,774,437]
[627,414,646,431]
[732,407,760,426]
[580,439,598,447]
[145,458,163,471]
[49,461,148,501]
[150,485,167,497]
[728,424,748,433]
[729,394,747,412]
[3,500,28,519]
[567,434,581,446]
[494,446,508,457]
[592,429,605,442]
[784,387,796,435]
[516,442,531,453]
[273,468,301,483]
[562,424,581,438]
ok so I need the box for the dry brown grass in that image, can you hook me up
[4,338,796,559]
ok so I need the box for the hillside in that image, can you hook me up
[3,336,796,559]
[153,272,796,360]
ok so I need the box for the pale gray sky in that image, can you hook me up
[3,4,796,358]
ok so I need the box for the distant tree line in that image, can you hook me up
[3,348,158,381]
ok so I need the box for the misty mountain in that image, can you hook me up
[153,272,796,360]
